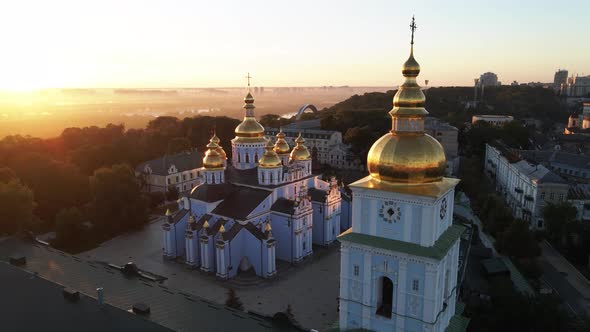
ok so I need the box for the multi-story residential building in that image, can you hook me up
[485,143,569,229]
[518,149,590,183]
[265,122,363,170]
[472,115,514,126]
[135,150,202,193]
[554,69,568,89]
[479,72,499,87]
[568,185,590,222]
[425,117,460,175]
[561,75,590,97]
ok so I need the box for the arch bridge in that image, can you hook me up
[295,104,318,120]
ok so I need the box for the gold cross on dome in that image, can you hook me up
[410,16,417,45]
[245,72,252,88]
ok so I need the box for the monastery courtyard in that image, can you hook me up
[81,216,341,330]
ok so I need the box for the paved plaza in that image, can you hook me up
[80,217,341,330]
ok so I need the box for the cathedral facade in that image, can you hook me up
[162,90,341,279]
[338,19,465,331]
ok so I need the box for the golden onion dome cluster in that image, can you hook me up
[202,141,224,169]
[259,139,283,168]
[273,129,291,154]
[289,133,311,161]
[210,134,227,160]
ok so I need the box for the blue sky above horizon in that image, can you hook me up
[1,0,588,89]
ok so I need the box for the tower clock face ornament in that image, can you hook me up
[440,197,447,220]
[379,201,401,223]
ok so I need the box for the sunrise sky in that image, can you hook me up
[1,0,589,90]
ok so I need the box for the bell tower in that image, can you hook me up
[338,17,465,332]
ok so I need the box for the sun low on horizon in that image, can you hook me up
[0,0,589,91]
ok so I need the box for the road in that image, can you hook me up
[455,202,590,316]
[539,241,590,316]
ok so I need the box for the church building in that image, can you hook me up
[162,87,341,280]
[338,18,467,332]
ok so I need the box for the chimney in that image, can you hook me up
[97,287,104,306]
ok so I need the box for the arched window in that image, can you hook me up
[255,153,258,163]
[376,276,393,318]
[246,154,250,163]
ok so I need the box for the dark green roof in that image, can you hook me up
[482,258,510,276]
[444,314,470,332]
[501,257,535,296]
[338,224,466,260]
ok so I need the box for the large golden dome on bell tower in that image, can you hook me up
[367,17,446,184]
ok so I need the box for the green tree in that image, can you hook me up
[166,186,179,202]
[89,164,149,234]
[543,201,578,245]
[54,207,85,249]
[148,191,166,209]
[167,137,192,154]
[495,219,540,259]
[259,114,282,128]
[0,180,35,234]
[11,152,89,225]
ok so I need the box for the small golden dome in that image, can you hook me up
[273,129,291,154]
[402,49,420,78]
[203,141,224,169]
[203,220,210,228]
[259,139,282,168]
[265,223,272,232]
[367,18,447,185]
[289,133,311,161]
[210,134,227,160]
[234,91,266,143]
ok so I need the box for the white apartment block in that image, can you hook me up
[484,143,569,229]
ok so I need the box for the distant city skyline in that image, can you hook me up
[1,0,589,90]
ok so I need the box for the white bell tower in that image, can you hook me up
[338,17,466,332]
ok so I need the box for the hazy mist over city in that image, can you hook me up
[0,86,390,138]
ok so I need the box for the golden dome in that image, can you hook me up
[203,141,224,169]
[289,133,311,161]
[367,134,446,183]
[273,129,291,154]
[210,133,227,160]
[367,19,446,185]
[259,139,282,168]
[234,91,266,142]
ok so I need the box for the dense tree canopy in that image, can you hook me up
[0,180,35,234]
[495,219,540,259]
[543,202,578,242]
[53,207,86,250]
[89,164,149,234]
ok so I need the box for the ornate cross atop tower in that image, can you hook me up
[410,15,417,45]
[245,72,252,88]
